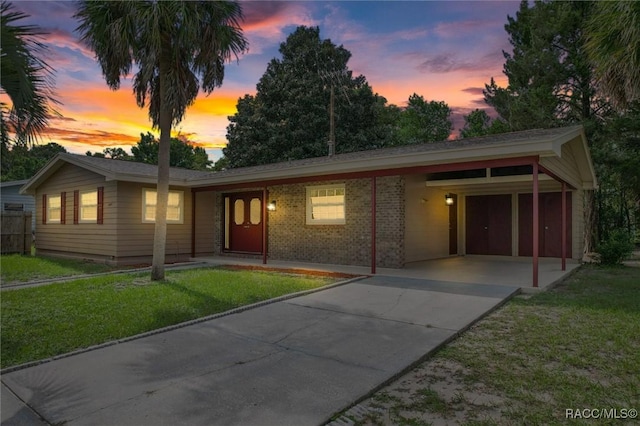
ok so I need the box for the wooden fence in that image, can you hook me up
[1,211,33,255]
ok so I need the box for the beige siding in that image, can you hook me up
[35,163,116,260]
[404,176,450,262]
[194,191,216,255]
[115,182,193,262]
[540,143,582,188]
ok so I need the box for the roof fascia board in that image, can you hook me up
[193,156,540,192]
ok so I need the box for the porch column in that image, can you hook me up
[191,189,196,258]
[561,181,567,271]
[532,161,539,288]
[371,176,377,274]
[262,187,268,265]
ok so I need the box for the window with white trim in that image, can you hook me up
[142,188,184,224]
[79,190,98,222]
[306,184,346,225]
[47,195,61,223]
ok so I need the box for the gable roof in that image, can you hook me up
[20,125,598,195]
[20,153,211,195]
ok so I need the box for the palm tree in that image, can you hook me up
[75,1,247,280]
[586,1,640,109]
[0,1,59,146]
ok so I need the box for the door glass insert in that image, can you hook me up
[234,199,244,225]
[250,198,261,225]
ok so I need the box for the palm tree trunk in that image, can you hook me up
[151,59,171,281]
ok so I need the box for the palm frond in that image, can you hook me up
[0,0,60,146]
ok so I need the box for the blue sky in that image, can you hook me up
[4,1,521,161]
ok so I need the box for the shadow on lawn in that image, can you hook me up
[144,280,241,330]
[514,265,640,315]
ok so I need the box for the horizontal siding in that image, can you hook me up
[540,143,582,188]
[194,191,216,254]
[115,182,192,258]
[36,163,116,257]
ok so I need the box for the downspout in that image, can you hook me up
[532,161,539,288]
[262,187,268,264]
[371,176,377,274]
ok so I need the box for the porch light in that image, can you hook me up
[267,200,277,211]
[445,194,454,206]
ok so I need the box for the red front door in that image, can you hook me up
[228,192,263,253]
[465,194,512,255]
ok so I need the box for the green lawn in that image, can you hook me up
[1,267,334,369]
[1,254,119,285]
[345,265,640,425]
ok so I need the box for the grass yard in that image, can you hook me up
[0,267,334,369]
[343,265,640,425]
[0,254,120,285]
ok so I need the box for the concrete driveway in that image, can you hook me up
[1,276,518,426]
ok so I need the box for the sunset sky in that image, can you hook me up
[6,1,520,162]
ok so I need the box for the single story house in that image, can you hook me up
[21,125,597,286]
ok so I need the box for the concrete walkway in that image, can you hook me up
[1,276,518,426]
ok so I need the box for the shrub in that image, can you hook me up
[597,229,635,265]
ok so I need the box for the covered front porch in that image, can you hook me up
[190,254,580,292]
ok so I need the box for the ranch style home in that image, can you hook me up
[20,125,597,287]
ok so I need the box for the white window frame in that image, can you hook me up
[142,188,184,224]
[47,194,61,223]
[79,189,98,223]
[306,184,346,225]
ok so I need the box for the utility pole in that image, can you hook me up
[329,83,335,157]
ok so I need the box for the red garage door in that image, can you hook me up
[465,195,512,256]
[518,192,572,257]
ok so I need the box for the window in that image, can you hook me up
[48,195,61,223]
[142,188,184,224]
[79,190,98,222]
[306,184,345,225]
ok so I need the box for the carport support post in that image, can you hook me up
[371,176,377,274]
[533,162,539,288]
[562,182,567,271]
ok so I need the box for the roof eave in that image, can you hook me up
[189,138,559,188]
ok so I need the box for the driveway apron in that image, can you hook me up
[1,276,518,426]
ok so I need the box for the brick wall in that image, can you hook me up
[266,177,405,268]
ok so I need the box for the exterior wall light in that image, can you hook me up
[445,194,454,206]
[267,200,277,211]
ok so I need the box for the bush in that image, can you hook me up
[597,229,635,265]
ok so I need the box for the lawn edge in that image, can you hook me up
[0,261,208,290]
[1,275,367,374]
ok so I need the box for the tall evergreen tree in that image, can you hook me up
[484,1,608,130]
[224,26,390,168]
